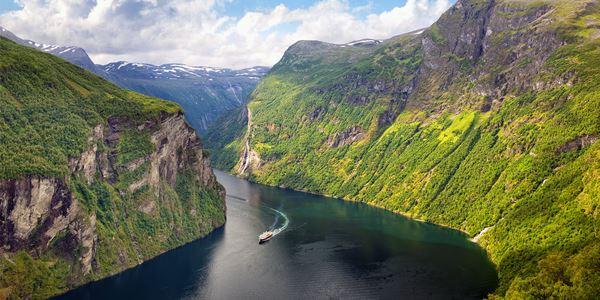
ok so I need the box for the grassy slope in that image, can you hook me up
[204,105,248,171]
[0,37,180,180]
[209,0,600,298]
[0,37,225,299]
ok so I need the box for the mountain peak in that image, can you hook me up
[0,25,100,74]
[101,61,268,81]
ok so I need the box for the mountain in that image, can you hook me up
[0,36,225,299]
[0,26,102,74]
[205,0,600,298]
[0,26,269,133]
[100,62,269,132]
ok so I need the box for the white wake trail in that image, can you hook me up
[268,207,289,236]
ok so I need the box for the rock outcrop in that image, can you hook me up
[327,126,366,148]
[0,175,98,278]
[0,111,224,294]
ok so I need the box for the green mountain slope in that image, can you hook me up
[207,0,600,297]
[0,37,225,299]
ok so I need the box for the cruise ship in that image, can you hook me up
[259,231,273,243]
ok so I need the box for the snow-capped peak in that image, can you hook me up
[100,60,269,81]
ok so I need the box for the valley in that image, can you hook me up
[1,0,599,298]
[206,0,600,298]
[55,170,498,300]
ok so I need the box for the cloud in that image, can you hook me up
[0,0,452,68]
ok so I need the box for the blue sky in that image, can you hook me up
[0,0,434,16]
[0,0,455,68]
[217,0,413,18]
[0,1,20,14]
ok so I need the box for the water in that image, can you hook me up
[56,170,498,300]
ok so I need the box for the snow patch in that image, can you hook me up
[59,47,74,54]
[117,62,130,70]
[345,39,382,46]
[173,67,202,77]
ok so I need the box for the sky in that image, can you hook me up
[0,0,455,69]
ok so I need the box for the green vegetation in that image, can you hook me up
[116,129,154,166]
[0,37,180,180]
[73,173,224,278]
[0,252,69,299]
[0,37,224,299]
[207,0,600,298]
[204,106,248,171]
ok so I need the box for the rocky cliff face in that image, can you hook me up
[0,112,225,297]
[104,113,222,195]
[0,177,90,263]
[0,36,227,298]
[415,0,565,102]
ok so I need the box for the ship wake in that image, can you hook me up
[268,207,289,236]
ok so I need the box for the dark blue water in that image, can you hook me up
[56,170,497,299]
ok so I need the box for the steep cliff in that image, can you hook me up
[208,0,600,297]
[0,37,225,299]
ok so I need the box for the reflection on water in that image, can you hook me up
[56,170,497,300]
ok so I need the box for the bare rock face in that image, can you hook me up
[0,176,96,273]
[327,126,366,148]
[148,114,215,190]
[1,177,73,248]
[557,135,598,154]
[116,113,222,198]
[69,125,104,184]
[417,0,564,103]
[238,107,261,177]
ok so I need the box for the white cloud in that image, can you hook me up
[0,0,452,69]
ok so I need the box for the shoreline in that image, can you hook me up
[50,222,226,299]
[216,168,496,244]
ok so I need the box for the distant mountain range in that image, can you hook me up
[0,26,101,73]
[100,62,269,132]
[0,26,269,133]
